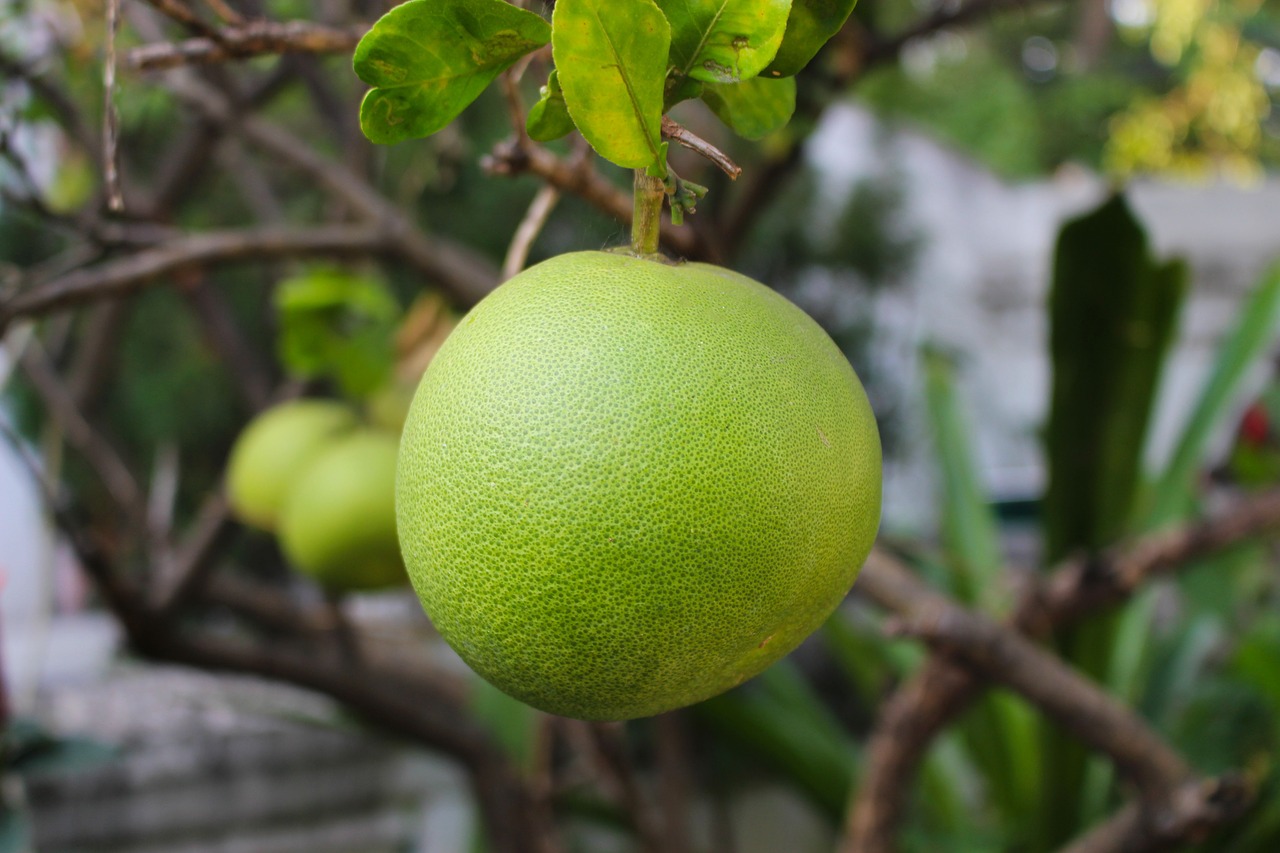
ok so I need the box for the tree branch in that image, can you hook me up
[842,491,1280,853]
[129,20,367,71]
[858,552,1192,802]
[661,117,741,180]
[1057,775,1251,853]
[163,76,498,303]
[0,225,399,328]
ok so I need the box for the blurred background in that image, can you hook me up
[4,0,1280,851]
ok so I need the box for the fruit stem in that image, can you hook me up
[631,169,666,257]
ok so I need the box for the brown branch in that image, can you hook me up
[0,225,400,328]
[843,491,1280,853]
[18,342,146,528]
[140,0,224,38]
[661,117,741,180]
[858,552,1192,801]
[503,185,561,281]
[128,21,367,71]
[586,723,665,853]
[1058,776,1251,853]
[163,76,498,304]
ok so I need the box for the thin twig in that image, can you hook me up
[502,185,561,280]
[18,342,146,529]
[104,0,124,211]
[202,0,245,26]
[141,0,223,38]
[661,117,741,180]
[163,76,498,303]
[483,139,702,258]
[0,225,403,329]
[128,21,367,71]
[587,723,665,853]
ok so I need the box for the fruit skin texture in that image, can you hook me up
[227,400,358,532]
[280,430,406,592]
[397,251,882,720]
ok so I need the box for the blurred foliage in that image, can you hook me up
[855,0,1279,180]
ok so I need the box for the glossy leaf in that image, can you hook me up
[655,0,791,83]
[763,0,858,78]
[552,0,670,171]
[355,0,551,144]
[701,75,796,139]
[525,69,576,141]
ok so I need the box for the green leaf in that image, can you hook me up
[695,671,857,820]
[701,75,796,139]
[354,0,551,145]
[1043,193,1188,561]
[1037,192,1188,850]
[471,679,541,775]
[1145,260,1280,527]
[763,0,858,78]
[275,268,401,400]
[655,0,792,83]
[920,347,1004,613]
[525,69,576,142]
[552,0,670,171]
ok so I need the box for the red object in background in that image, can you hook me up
[1239,402,1270,446]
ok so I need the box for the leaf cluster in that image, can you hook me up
[353,0,859,176]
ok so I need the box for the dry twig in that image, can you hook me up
[128,21,367,71]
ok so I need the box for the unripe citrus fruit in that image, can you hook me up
[397,252,881,720]
[227,400,358,532]
[279,430,406,592]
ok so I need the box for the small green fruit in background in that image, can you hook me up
[280,430,405,592]
[396,251,882,720]
[227,400,358,532]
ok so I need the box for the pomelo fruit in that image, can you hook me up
[227,400,358,532]
[396,251,881,720]
[279,430,406,592]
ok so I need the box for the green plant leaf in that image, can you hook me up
[1145,260,1280,527]
[552,0,670,171]
[525,69,576,141]
[471,678,541,775]
[1044,193,1188,561]
[701,75,796,139]
[695,670,857,820]
[275,268,401,400]
[763,0,858,78]
[354,0,551,145]
[920,346,1004,613]
[1037,192,1188,849]
[655,0,791,83]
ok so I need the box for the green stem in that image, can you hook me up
[631,169,665,256]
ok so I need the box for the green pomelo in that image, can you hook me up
[397,251,882,720]
[279,430,406,592]
[227,400,358,532]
